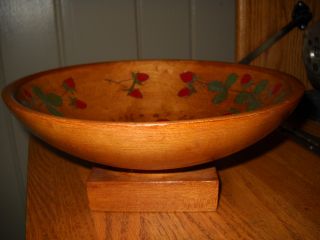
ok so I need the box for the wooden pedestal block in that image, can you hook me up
[86,167,219,212]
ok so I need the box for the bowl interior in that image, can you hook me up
[15,61,298,122]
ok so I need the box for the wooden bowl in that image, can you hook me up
[2,60,304,170]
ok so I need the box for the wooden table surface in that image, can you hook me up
[26,126,320,240]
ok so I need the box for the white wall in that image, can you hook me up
[0,0,235,238]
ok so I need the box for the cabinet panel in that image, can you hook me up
[138,0,191,59]
[61,0,138,64]
[192,0,235,61]
[236,0,320,89]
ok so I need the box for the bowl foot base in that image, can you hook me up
[86,166,219,212]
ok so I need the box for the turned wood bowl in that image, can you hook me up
[2,60,304,170]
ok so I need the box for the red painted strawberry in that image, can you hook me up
[24,89,32,98]
[178,87,192,97]
[272,83,282,95]
[70,98,87,109]
[75,99,87,109]
[136,72,149,83]
[180,71,194,83]
[241,74,252,85]
[63,78,76,92]
[129,88,143,98]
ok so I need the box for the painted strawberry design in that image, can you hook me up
[23,89,32,98]
[272,83,282,95]
[180,71,194,83]
[178,87,192,97]
[63,78,76,93]
[127,72,148,98]
[241,74,252,85]
[21,89,34,108]
[75,99,87,109]
[70,97,87,109]
[128,88,143,98]
[136,72,149,83]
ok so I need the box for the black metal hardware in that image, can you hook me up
[238,1,320,155]
[239,1,312,65]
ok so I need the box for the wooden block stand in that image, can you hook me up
[86,167,219,212]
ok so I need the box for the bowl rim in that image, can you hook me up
[2,59,305,127]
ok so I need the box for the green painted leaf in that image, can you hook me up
[188,83,197,93]
[208,81,225,92]
[248,100,261,111]
[131,72,141,85]
[46,93,62,107]
[253,80,268,94]
[46,105,63,116]
[212,91,227,104]
[32,86,46,101]
[235,92,250,104]
[225,73,238,88]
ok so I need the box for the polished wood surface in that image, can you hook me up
[2,61,304,170]
[24,1,320,238]
[236,0,320,89]
[27,129,320,239]
[87,167,218,212]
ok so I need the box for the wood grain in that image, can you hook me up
[26,130,320,239]
[26,138,97,240]
[87,167,218,212]
[24,2,320,239]
[2,60,304,170]
[301,119,320,137]
[236,0,320,89]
